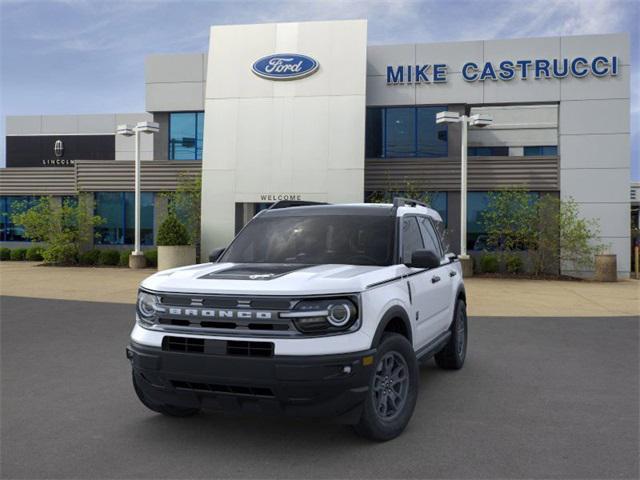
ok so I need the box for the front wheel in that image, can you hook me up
[434,299,467,370]
[354,333,419,441]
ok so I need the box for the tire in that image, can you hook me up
[434,299,467,370]
[132,372,200,417]
[354,333,419,441]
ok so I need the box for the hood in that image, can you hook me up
[140,262,401,296]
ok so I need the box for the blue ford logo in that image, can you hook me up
[252,53,319,80]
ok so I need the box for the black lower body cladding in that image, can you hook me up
[127,341,376,423]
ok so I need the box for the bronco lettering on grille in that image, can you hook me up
[164,308,273,320]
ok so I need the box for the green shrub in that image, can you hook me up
[479,254,499,273]
[505,254,524,274]
[79,249,101,266]
[42,244,78,265]
[0,248,10,261]
[119,250,130,267]
[25,246,44,261]
[98,249,121,266]
[144,249,158,267]
[157,214,190,246]
[10,248,27,261]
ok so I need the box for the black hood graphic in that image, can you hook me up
[198,264,312,280]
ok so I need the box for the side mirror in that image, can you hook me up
[208,247,225,263]
[406,249,441,269]
[445,252,458,262]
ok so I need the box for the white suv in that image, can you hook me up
[127,198,467,441]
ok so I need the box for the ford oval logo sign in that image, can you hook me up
[252,53,319,81]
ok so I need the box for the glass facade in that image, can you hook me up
[466,191,540,251]
[169,112,204,160]
[366,106,448,158]
[0,196,39,242]
[524,145,558,156]
[95,192,154,245]
[468,146,509,156]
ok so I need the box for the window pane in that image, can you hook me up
[386,108,415,157]
[365,108,383,158]
[541,145,558,156]
[429,192,447,227]
[467,192,490,252]
[169,113,197,160]
[95,192,124,245]
[124,192,154,245]
[196,112,205,160]
[1,196,37,242]
[523,146,542,156]
[417,217,442,258]
[402,217,424,263]
[417,107,447,157]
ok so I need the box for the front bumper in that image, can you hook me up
[127,341,376,423]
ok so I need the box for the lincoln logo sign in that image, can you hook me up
[386,55,620,84]
[54,139,64,158]
[252,53,319,80]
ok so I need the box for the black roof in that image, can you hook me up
[260,203,394,217]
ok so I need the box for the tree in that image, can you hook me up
[163,173,201,246]
[480,188,537,252]
[157,214,190,246]
[530,195,605,275]
[11,196,104,265]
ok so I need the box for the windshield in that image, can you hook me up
[220,214,395,266]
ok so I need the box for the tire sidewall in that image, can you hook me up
[359,334,419,441]
[454,300,468,367]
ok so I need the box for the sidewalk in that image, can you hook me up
[0,262,638,317]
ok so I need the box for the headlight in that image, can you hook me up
[282,298,359,334]
[136,290,160,326]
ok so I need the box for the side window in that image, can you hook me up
[401,217,424,263]
[418,217,444,258]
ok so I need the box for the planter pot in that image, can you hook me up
[158,245,196,271]
[594,254,617,282]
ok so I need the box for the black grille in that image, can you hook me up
[171,380,274,397]
[162,336,204,353]
[227,340,274,357]
[162,336,274,357]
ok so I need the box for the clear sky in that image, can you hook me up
[1,0,638,179]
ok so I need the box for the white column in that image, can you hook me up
[460,117,468,258]
[134,129,141,255]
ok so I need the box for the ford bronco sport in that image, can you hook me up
[127,198,467,441]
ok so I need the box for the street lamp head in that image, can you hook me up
[436,111,461,124]
[116,124,135,137]
[469,114,493,128]
[135,121,160,134]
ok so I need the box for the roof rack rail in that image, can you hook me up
[268,200,329,210]
[392,197,429,209]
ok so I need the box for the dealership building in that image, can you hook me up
[0,20,632,277]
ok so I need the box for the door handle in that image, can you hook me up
[431,275,441,284]
[449,270,457,277]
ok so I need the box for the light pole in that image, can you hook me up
[116,121,159,268]
[436,111,492,268]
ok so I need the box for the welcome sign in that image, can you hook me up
[386,55,620,84]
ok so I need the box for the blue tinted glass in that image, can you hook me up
[365,108,384,158]
[417,107,447,157]
[429,192,448,227]
[524,146,542,156]
[385,108,415,157]
[0,196,38,242]
[169,112,203,160]
[541,146,557,156]
[467,192,490,251]
[95,192,154,245]
[95,192,124,245]
[196,112,205,160]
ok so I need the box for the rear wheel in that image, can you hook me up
[132,372,200,417]
[354,333,418,441]
[434,300,467,370]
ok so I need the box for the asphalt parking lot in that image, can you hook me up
[1,296,638,479]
